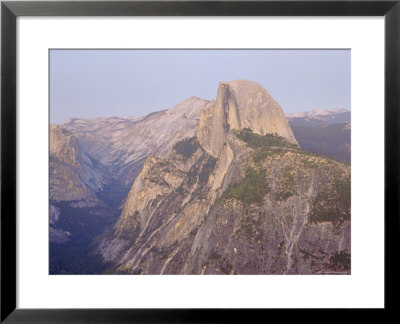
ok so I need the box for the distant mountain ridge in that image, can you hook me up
[286,109,350,127]
[286,108,349,118]
[286,108,351,163]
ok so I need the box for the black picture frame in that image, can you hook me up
[1,0,399,322]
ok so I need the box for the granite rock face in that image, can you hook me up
[198,80,298,157]
[99,81,350,274]
[49,124,102,204]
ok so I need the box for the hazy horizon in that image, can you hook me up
[50,49,351,124]
[52,106,351,126]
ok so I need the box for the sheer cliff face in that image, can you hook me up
[198,80,298,157]
[50,124,96,202]
[50,124,82,169]
[100,80,350,275]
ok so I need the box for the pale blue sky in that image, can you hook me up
[50,49,350,124]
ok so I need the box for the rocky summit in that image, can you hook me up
[198,80,298,157]
[50,80,350,274]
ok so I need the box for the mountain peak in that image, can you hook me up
[197,80,298,156]
[219,79,269,92]
[167,96,211,114]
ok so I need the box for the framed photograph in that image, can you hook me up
[1,0,399,321]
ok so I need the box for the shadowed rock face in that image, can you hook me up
[99,81,350,275]
[198,80,298,157]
